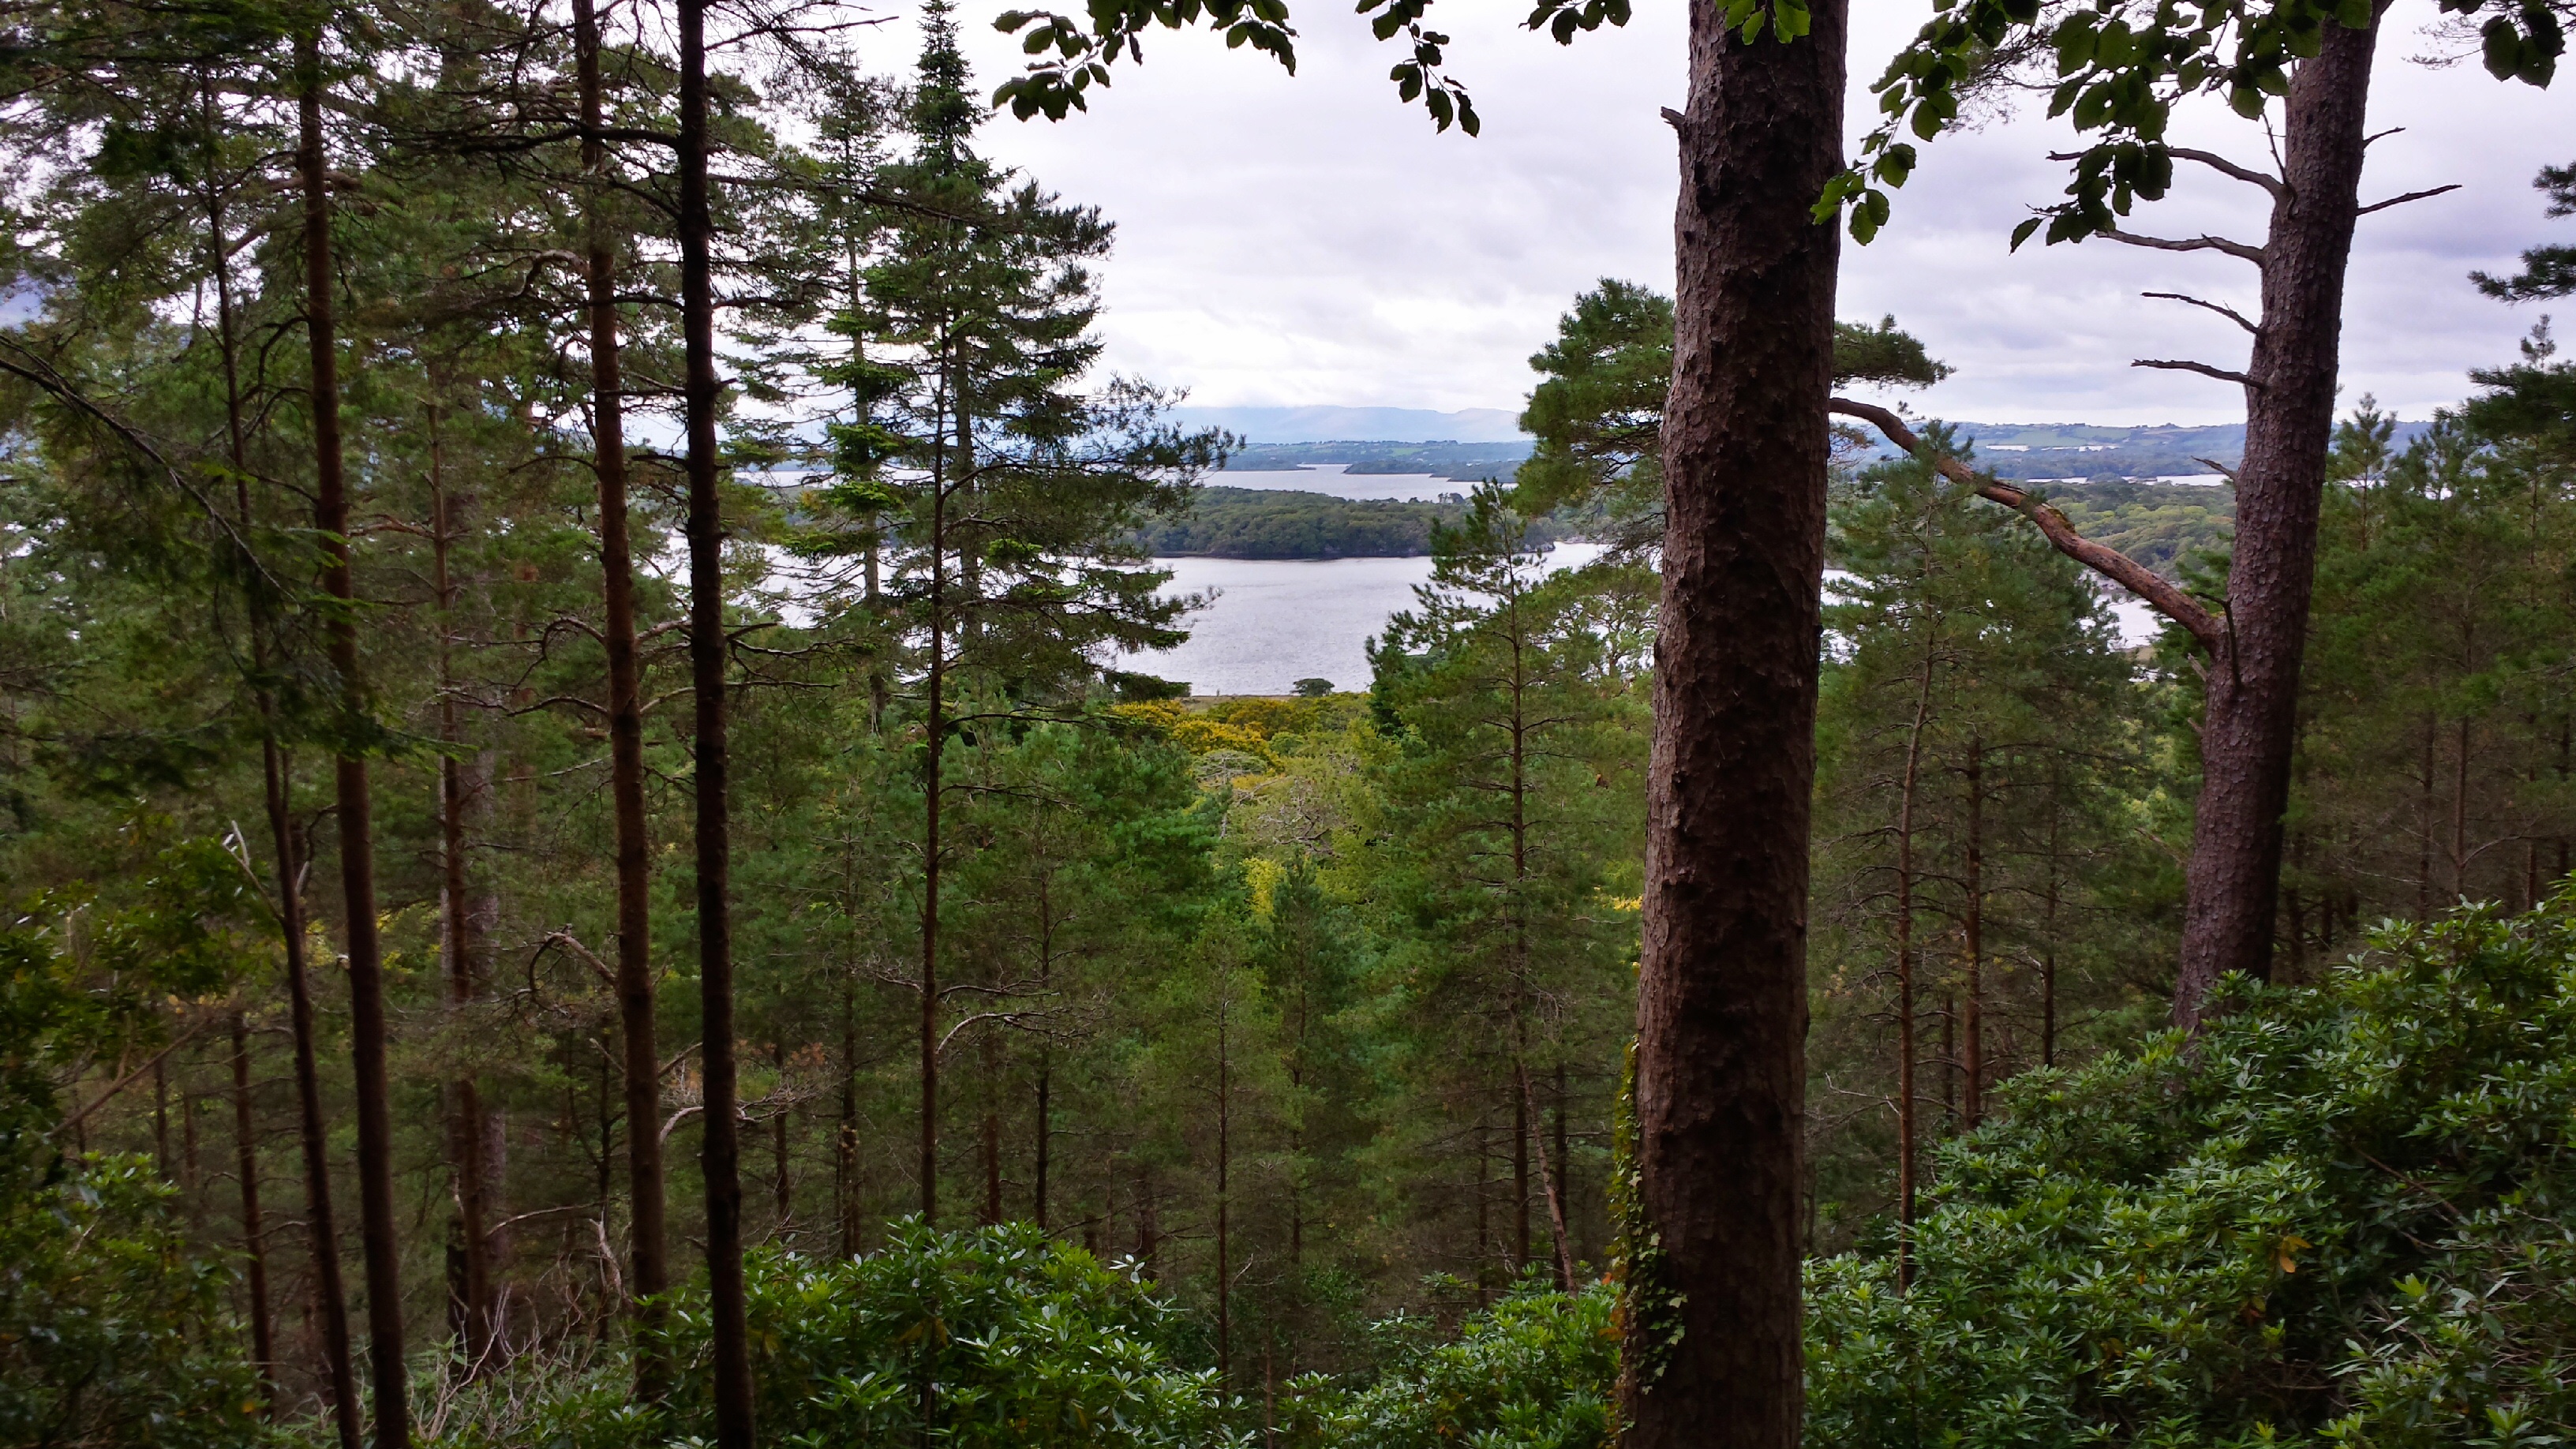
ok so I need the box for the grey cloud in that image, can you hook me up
[879,3,2571,425]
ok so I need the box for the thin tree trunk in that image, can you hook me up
[153,1058,170,1179]
[1552,1061,1571,1267]
[839,966,859,1256]
[2454,717,2471,899]
[572,0,667,1391]
[1034,894,1052,1230]
[919,456,948,1226]
[216,115,358,1440]
[429,415,496,1375]
[1962,736,1983,1129]
[1508,623,1532,1274]
[2418,713,2437,918]
[981,1032,1001,1226]
[2041,764,2061,1070]
[2171,4,2387,1027]
[1215,989,1230,1385]
[271,791,359,1449]
[1515,1060,1576,1290]
[230,1013,275,1404]
[1511,1043,1530,1271]
[299,34,406,1446]
[774,1042,792,1229]
[676,0,751,1434]
[1893,640,1933,1290]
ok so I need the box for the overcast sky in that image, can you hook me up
[856,2,2572,426]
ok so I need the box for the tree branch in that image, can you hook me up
[2166,148,2286,199]
[2356,184,2461,217]
[2100,227,2267,265]
[1828,398,2224,653]
[2142,291,2259,336]
[2133,358,2260,388]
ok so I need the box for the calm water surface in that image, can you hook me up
[1120,549,2161,698]
[1120,545,1610,697]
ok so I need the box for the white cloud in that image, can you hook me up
[867,2,2574,425]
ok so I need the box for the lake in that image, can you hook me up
[1118,545,2163,698]
[1114,544,1612,697]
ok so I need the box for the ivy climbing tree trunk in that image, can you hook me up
[299,28,407,1449]
[1626,1,1844,1443]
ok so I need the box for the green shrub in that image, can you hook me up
[0,1155,271,1449]
[1807,897,2576,1447]
[440,1220,1239,1449]
[1284,1282,1619,1449]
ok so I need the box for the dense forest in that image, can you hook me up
[4,0,2575,1446]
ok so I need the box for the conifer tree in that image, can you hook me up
[807,0,1219,1226]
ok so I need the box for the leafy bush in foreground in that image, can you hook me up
[0,1155,271,1449]
[1283,1282,1619,1449]
[433,1220,1237,1449]
[1807,897,2576,1447]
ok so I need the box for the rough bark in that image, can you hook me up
[2170,10,2387,1028]
[1625,0,1844,1440]
[676,0,753,1436]
[572,0,668,1396]
[299,33,407,1447]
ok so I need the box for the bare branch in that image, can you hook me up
[1829,397,2225,653]
[2357,184,2461,217]
[2192,456,2239,482]
[2167,148,2286,199]
[2133,358,2260,388]
[2142,291,2259,336]
[2100,227,2267,265]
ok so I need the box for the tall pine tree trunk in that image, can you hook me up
[676,0,752,1435]
[298,32,407,1447]
[429,415,496,1373]
[571,0,668,1395]
[223,179,358,1448]
[2172,5,2385,1027]
[1629,2,1844,1438]
[206,137,292,1421]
